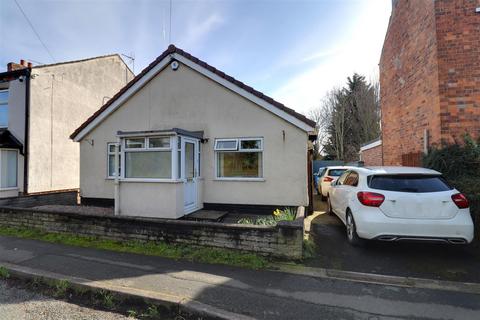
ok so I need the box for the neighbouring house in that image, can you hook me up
[0,56,133,198]
[71,45,317,219]
[359,138,383,166]
[380,0,480,166]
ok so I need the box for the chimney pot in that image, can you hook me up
[7,61,27,72]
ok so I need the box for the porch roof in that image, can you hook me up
[0,129,23,154]
[117,128,204,140]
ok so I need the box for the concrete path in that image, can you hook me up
[306,195,480,283]
[1,236,479,320]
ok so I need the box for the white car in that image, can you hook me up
[319,166,358,200]
[327,166,474,246]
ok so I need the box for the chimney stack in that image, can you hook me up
[7,59,32,72]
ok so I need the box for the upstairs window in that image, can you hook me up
[214,138,263,179]
[0,149,17,188]
[0,90,8,128]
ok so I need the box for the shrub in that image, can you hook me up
[0,266,10,279]
[423,135,480,179]
[423,135,480,243]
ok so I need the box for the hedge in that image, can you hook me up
[423,135,480,244]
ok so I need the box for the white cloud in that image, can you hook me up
[176,12,224,50]
[270,0,391,114]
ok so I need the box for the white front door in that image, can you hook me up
[182,137,199,214]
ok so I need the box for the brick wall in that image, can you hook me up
[360,144,383,166]
[0,190,78,208]
[380,0,441,165]
[435,0,480,143]
[380,0,480,165]
[0,207,304,259]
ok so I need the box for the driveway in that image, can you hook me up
[305,194,480,283]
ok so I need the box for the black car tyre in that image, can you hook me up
[346,211,365,247]
[326,197,334,215]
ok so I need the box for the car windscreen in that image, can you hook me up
[367,175,453,193]
[327,169,347,177]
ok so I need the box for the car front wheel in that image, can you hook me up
[346,211,364,247]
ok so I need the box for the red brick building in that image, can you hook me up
[380,0,480,165]
[359,139,383,166]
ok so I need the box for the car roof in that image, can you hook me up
[355,166,441,175]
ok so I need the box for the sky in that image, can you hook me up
[0,0,391,115]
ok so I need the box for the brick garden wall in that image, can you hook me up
[360,144,383,166]
[0,190,78,208]
[0,207,304,259]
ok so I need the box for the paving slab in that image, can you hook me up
[185,210,228,222]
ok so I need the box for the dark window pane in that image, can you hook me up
[241,139,261,150]
[328,169,346,176]
[368,175,453,193]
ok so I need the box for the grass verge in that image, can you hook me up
[0,226,269,269]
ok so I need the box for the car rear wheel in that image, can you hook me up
[346,211,364,247]
[326,197,333,215]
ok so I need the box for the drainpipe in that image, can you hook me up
[23,68,31,194]
[114,137,120,215]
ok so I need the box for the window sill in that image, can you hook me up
[214,178,265,182]
[119,178,183,183]
[0,187,19,191]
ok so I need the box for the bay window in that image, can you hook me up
[124,137,172,179]
[0,149,17,188]
[215,138,263,179]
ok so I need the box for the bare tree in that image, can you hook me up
[310,74,381,161]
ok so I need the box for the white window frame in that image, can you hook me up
[214,138,238,151]
[121,136,176,181]
[214,137,264,181]
[0,148,18,190]
[0,89,8,129]
[106,143,121,179]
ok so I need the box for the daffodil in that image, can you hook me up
[273,209,282,216]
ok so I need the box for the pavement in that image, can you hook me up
[1,235,480,320]
[306,195,480,283]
